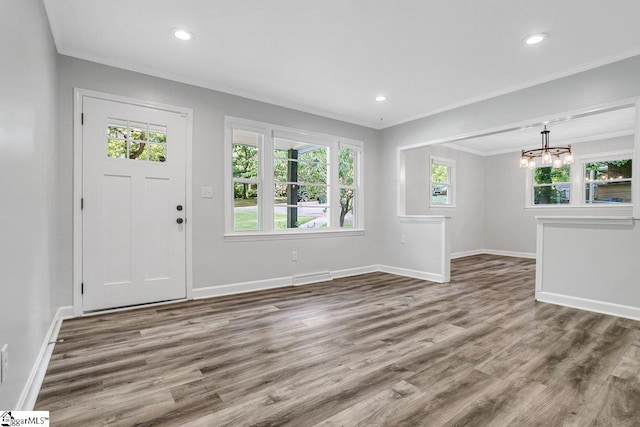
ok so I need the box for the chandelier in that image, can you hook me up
[519,125,574,169]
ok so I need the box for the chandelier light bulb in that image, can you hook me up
[552,156,563,169]
[528,159,536,170]
[520,155,529,168]
[563,152,574,165]
[542,150,552,164]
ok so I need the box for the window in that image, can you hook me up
[107,119,167,162]
[232,129,262,231]
[338,146,358,228]
[525,150,633,207]
[584,159,632,204]
[273,139,329,229]
[533,165,571,205]
[430,157,455,207]
[226,117,363,236]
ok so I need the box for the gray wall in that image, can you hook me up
[484,136,634,254]
[403,145,485,254]
[381,55,640,262]
[0,0,59,408]
[540,221,640,310]
[56,56,382,305]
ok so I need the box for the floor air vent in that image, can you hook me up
[293,271,332,286]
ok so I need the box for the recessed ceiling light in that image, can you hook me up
[376,95,387,102]
[524,33,548,45]
[173,28,193,41]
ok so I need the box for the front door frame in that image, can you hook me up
[73,88,194,316]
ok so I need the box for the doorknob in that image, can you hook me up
[177,205,183,211]
[176,218,184,224]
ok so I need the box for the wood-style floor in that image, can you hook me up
[36,255,640,426]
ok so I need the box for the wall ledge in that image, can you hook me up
[536,215,634,226]
[397,215,450,223]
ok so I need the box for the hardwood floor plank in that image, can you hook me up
[35,255,640,425]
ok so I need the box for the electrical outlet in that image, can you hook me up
[1,344,7,384]
[292,251,298,262]
[400,235,406,244]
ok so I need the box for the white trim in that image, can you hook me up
[73,90,83,317]
[331,265,379,279]
[377,265,445,283]
[576,149,634,206]
[536,220,544,294]
[396,98,638,152]
[224,229,365,242]
[73,88,194,315]
[525,164,571,208]
[484,249,536,259]
[535,215,634,226]
[185,110,194,300]
[430,156,456,208]
[293,272,332,286]
[441,219,451,282]
[525,149,635,209]
[450,249,536,259]
[77,299,188,317]
[524,204,634,210]
[450,249,486,259]
[193,277,293,299]
[193,263,447,299]
[633,99,640,219]
[380,49,640,129]
[51,45,376,128]
[397,215,449,223]
[536,291,640,322]
[224,116,365,237]
[16,306,73,410]
[397,147,407,216]
[42,2,640,133]
[445,130,635,157]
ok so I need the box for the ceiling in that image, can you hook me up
[442,106,636,156]
[44,0,640,129]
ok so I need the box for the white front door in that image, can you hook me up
[82,96,187,311]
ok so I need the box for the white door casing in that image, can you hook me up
[82,95,188,311]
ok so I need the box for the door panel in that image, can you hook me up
[83,96,187,311]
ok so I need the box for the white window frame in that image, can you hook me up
[224,116,364,239]
[429,156,456,208]
[525,149,634,208]
[526,164,572,207]
[577,150,633,206]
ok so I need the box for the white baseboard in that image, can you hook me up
[450,249,485,259]
[193,276,292,299]
[17,305,73,410]
[193,264,445,299]
[536,291,640,321]
[451,249,536,260]
[331,265,379,279]
[377,265,445,283]
[484,249,536,259]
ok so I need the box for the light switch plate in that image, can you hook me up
[201,187,213,198]
[1,344,7,384]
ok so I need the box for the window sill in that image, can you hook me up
[224,229,365,242]
[525,203,633,210]
[398,215,450,223]
[536,215,634,226]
